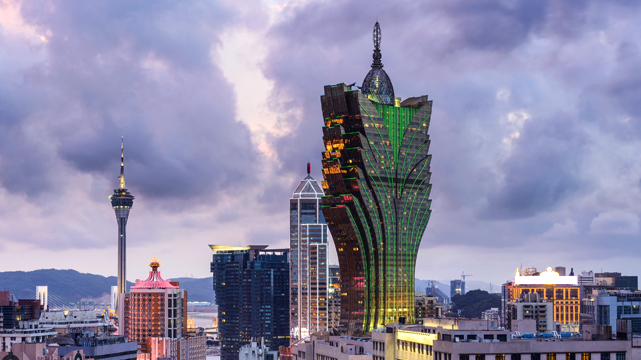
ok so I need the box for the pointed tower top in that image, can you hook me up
[307,162,311,175]
[118,137,126,190]
[362,21,395,105]
[371,21,382,68]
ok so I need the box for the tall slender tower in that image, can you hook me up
[320,22,433,335]
[290,163,329,340]
[110,137,134,295]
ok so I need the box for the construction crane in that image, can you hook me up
[461,271,473,282]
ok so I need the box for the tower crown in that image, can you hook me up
[118,137,126,190]
[361,22,395,105]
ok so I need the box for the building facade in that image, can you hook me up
[110,138,134,296]
[506,293,554,333]
[119,258,187,347]
[414,296,442,321]
[328,265,341,335]
[450,280,464,299]
[290,164,329,340]
[582,291,641,335]
[210,246,290,360]
[291,332,371,360]
[320,22,433,335]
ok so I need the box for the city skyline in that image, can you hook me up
[2,1,641,286]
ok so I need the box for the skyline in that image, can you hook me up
[1,1,641,286]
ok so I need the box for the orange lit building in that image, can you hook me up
[120,258,187,347]
[508,267,581,326]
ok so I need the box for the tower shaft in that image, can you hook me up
[116,214,129,294]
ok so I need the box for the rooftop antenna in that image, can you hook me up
[118,137,126,190]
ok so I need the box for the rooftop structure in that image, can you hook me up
[110,138,135,296]
[320,22,433,335]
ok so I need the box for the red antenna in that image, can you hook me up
[307,162,311,175]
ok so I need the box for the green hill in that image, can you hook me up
[0,269,213,305]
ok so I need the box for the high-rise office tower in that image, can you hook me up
[320,22,433,335]
[110,138,134,295]
[290,163,329,340]
[210,245,289,360]
[120,257,187,346]
[450,279,465,298]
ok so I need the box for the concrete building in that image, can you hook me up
[139,337,178,360]
[178,336,206,360]
[415,296,442,321]
[291,332,371,360]
[581,291,641,335]
[290,164,329,340]
[506,294,553,333]
[371,319,641,360]
[119,258,187,348]
[481,308,500,327]
[39,310,113,336]
[239,338,278,360]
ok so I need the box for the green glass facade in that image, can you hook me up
[320,84,432,335]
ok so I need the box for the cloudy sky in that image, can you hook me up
[1,0,641,287]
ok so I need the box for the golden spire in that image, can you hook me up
[149,257,162,271]
[118,137,126,189]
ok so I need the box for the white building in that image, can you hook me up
[239,338,278,360]
[39,310,113,336]
[290,166,329,340]
[0,320,57,352]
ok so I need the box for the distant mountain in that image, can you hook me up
[173,277,214,303]
[0,269,214,306]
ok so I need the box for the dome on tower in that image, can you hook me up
[361,22,395,105]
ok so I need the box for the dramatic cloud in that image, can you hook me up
[2,0,641,285]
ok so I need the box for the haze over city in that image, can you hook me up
[1,0,641,287]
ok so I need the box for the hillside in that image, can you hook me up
[0,269,214,306]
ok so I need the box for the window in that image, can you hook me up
[495,355,505,360]
[459,356,469,360]
[511,355,521,360]
[475,356,485,360]
[582,354,591,360]
[532,355,541,360]
[547,355,556,360]
[566,354,576,360]
[601,353,611,360]
[616,352,625,360]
